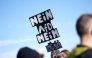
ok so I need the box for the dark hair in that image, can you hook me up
[61,49,70,55]
[57,50,70,58]
[76,14,92,37]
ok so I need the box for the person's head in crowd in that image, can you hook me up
[76,14,92,48]
[17,47,44,58]
[68,14,92,58]
[57,49,70,58]
[51,50,60,58]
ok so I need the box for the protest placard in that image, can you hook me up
[29,9,62,52]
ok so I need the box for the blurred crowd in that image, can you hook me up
[17,14,92,58]
[17,46,70,58]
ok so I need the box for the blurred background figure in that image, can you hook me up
[68,14,92,58]
[17,47,44,58]
[57,49,70,58]
[51,50,60,58]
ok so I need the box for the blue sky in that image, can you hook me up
[0,0,92,58]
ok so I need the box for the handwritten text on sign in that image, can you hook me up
[29,9,60,44]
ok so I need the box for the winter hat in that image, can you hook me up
[17,47,40,58]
